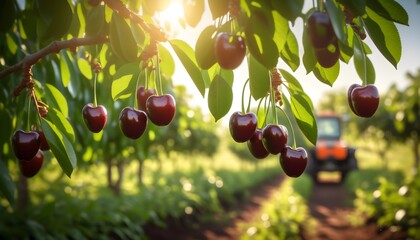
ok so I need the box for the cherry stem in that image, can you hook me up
[356,21,368,86]
[134,70,142,110]
[317,0,323,12]
[93,72,98,107]
[262,96,270,127]
[278,106,297,149]
[256,96,265,118]
[156,50,163,96]
[26,94,31,132]
[241,78,250,113]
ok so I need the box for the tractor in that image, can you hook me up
[306,112,358,183]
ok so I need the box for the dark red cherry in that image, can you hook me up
[315,38,340,68]
[36,130,50,151]
[82,103,107,133]
[247,129,269,159]
[347,83,361,115]
[307,11,335,49]
[119,107,148,139]
[12,130,40,160]
[229,111,258,143]
[19,150,44,178]
[280,146,308,178]
[136,86,157,111]
[350,84,380,118]
[146,94,176,126]
[214,32,246,70]
[262,124,288,154]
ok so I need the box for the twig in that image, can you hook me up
[0,35,108,79]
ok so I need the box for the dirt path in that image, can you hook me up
[302,181,406,240]
[144,174,285,240]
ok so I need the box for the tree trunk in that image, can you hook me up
[138,159,144,186]
[17,172,29,211]
[107,159,124,196]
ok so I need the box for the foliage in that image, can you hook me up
[0,0,411,207]
[239,174,315,240]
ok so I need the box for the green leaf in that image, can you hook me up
[111,63,139,101]
[0,160,15,208]
[47,107,76,143]
[59,52,71,87]
[86,5,106,37]
[325,0,347,45]
[110,12,138,62]
[339,0,366,16]
[367,0,408,25]
[312,62,340,86]
[36,0,74,42]
[338,26,354,63]
[77,58,92,80]
[290,94,317,145]
[183,0,204,27]
[302,27,317,74]
[195,25,217,70]
[271,0,304,23]
[364,7,401,68]
[41,119,77,177]
[208,0,229,19]
[170,39,206,97]
[245,8,279,69]
[280,31,300,71]
[353,34,376,84]
[208,75,233,122]
[130,20,146,48]
[248,55,270,100]
[272,11,289,55]
[0,0,17,32]
[280,69,314,109]
[5,33,17,55]
[45,84,69,117]
[158,44,175,78]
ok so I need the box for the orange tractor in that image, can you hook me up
[306,112,358,183]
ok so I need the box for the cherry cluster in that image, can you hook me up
[11,129,49,178]
[229,112,308,178]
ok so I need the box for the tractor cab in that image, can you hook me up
[306,113,358,182]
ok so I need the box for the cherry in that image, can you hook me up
[247,129,269,159]
[307,11,335,49]
[280,146,308,178]
[262,124,288,155]
[229,111,258,143]
[350,84,380,118]
[347,83,361,115]
[12,130,40,160]
[214,32,246,70]
[136,86,157,112]
[82,103,107,133]
[36,130,50,151]
[119,107,148,139]
[315,39,340,68]
[146,94,176,126]
[19,150,44,178]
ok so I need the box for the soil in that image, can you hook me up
[145,175,408,240]
[301,179,408,240]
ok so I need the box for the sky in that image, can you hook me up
[160,0,420,124]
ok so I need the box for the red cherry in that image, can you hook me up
[136,86,157,111]
[262,124,288,154]
[82,103,107,133]
[280,146,308,178]
[350,84,380,118]
[12,130,41,160]
[347,83,361,115]
[247,129,269,159]
[36,130,50,151]
[315,39,340,68]
[19,150,44,178]
[119,107,148,139]
[214,32,246,70]
[229,111,258,143]
[307,11,335,49]
[146,94,176,126]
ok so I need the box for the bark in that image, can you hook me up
[106,159,124,196]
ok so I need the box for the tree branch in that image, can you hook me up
[0,35,108,79]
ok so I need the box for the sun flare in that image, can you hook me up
[155,1,185,35]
